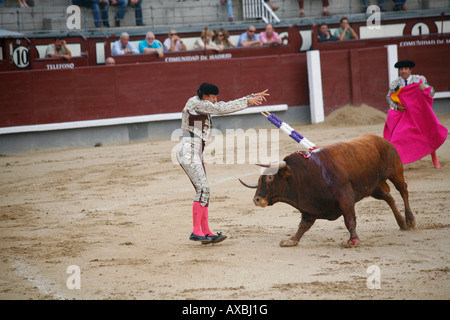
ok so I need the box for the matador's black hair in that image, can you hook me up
[197,83,219,99]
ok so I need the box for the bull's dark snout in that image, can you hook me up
[253,195,268,207]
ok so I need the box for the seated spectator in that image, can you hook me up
[99,0,128,28]
[17,0,29,8]
[163,30,187,52]
[213,28,236,48]
[139,32,164,57]
[221,0,234,22]
[298,0,331,17]
[193,29,223,52]
[317,23,337,42]
[45,37,72,60]
[105,57,116,65]
[363,0,386,11]
[129,0,144,26]
[264,0,279,11]
[111,32,139,55]
[393,0,407,11]
[259,24,282,46]
[72,0,103,27]
[237,25,262,47]
[334,17,359,40]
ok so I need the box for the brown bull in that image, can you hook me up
[239,134,415,247]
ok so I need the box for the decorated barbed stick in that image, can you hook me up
[261,111,317,151]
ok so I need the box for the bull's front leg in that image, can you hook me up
[280,215,315,247]
[342,206,360,246]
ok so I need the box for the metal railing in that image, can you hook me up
[242,0,280,24]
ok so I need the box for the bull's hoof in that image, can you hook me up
[279,239,299,247]
[406,218,416,229]
[345,237,360,247]
[400,220,416,230]
[398,221,408,230]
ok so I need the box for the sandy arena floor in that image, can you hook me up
[0,105,449,300]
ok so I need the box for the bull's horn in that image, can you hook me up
[255,161,287,169]
[238,178,258,189]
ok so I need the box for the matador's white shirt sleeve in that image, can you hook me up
[186,96,249,115]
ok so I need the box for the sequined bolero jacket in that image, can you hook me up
[181,96,249,140]
[386,75,434,110]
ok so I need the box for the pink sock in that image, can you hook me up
[431,151,441,168]
[201,206,215,236]
[192,202,205,236]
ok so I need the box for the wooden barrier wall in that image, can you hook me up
[1,36,449,128]
[320,42,450,116]
[0,53,308,127]
[320,46,389,115]
[398,44,450,93]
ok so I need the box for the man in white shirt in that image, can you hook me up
[163,30,187,52]
[46,37,72,60]
[111,32,139,55]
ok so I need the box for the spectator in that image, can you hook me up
[100,0,128,28]
[334,17,359,40]
[393,0,407,11]
[263,0,279,11]
[139,31,164,57]
[163,30,187,52]
[105,57,116,65]
[111,32,139,55]
[213,28,236,48]
[298,0,331,17]
[17,0,29,8]
[237,25,262,47]
[45,37,72,60]
[221,0,234,22]
[194,29,223,52]
[129,0,144,26]
[259,23,282,46]
[363,0,386,11]
[72,0,103,27]
[317,23,337,42]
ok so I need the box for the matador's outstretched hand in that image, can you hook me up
[247,89,270,106]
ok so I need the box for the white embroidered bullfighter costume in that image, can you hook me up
[177,83,269,244]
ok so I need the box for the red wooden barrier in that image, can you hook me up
[0,52,308,127]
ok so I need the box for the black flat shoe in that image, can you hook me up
[207,232,227,244]
[189,233,212,244]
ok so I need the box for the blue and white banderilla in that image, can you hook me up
[262,111,317,152]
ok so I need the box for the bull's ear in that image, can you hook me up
[279,165,291,178]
